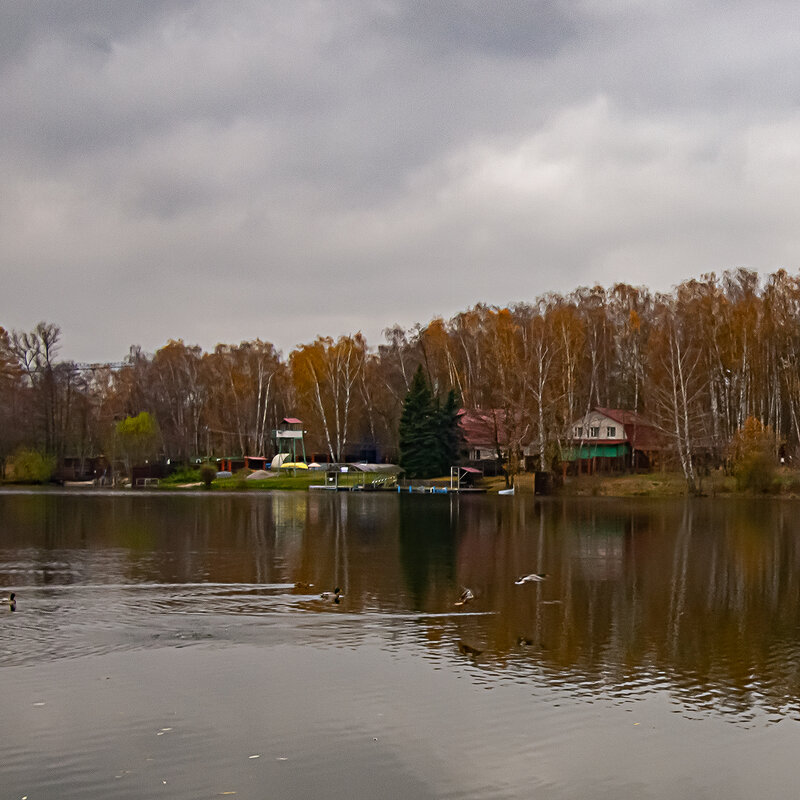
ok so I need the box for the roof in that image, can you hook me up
[592,408,665,450]
[282,417,302,425]
[348,463,401,473]
[458,408,522,447]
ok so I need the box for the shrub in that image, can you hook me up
[730,417,777,493]
[199,462,217,489]
[162,466,201,484]
[10,449,56,484]
[783,472,800,495]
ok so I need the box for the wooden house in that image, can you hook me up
[458,409,523,475]
[569,407,665,472]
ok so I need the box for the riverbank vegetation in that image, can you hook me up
[4,268,800,495]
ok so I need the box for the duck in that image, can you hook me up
[320,587,343,604]
[454,587,474,606]
[514,573,548,585]
[458,640,483,656]
[294,581,314,591]
[8,592,15,612]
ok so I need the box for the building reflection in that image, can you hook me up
[3,492,800,716]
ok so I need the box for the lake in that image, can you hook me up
[2,490,800,799]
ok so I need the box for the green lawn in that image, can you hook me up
[211,474,319,491]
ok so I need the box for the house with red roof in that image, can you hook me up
[457,409,510,474]
[569,407,665,472]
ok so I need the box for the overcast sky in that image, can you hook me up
[3,1,800,362]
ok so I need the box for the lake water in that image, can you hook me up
[2,490,800,799]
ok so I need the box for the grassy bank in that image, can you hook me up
[554,467,800,498]
[211,473,319,491]
[9,466,800,498]
[481,467,800,497]
[559,472,692,497]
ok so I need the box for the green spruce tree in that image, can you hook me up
[436,389,464,474]
[399,366,462,478]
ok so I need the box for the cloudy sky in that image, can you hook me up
[3,1,800,362]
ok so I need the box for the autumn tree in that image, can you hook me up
[205,340,284,457]
[0,327,25,476]
[549,299,586,460]
[647,297,708,494]
[608,283,651,411]
[9,266,800,481]
[730,417,777,493]
[115,411,161,477]
[290,334,367,461]
[9,322,66,455]
[484,307,529,484]
[149,340,207,460]
[521,301,559,471]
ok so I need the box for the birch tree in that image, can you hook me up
[290,334,367,461]
[647,299,707,493]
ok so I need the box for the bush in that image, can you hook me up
[782,471,800,495]
[199,462,217,489]
[731,417,777,493]
[9,449,56,484]
[159,466,201,485]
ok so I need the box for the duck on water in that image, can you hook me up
[320,587,343,604]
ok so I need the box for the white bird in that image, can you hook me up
[514,573,548,585]
[454,587,475,606]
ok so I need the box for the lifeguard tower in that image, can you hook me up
[273,417,307,468]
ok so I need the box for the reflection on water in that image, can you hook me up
[3,491,800,798]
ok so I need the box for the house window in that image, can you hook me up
[589,426,599,438]
[574,426,582,438]
[607,426,616,438]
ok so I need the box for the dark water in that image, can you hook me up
[3,490,800,799]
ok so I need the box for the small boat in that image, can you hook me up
[499,479,515,496]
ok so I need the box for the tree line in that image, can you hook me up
[2,268,799,486]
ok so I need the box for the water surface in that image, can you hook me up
[2,491,800,798]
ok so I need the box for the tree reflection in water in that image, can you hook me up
[2,492,800,718]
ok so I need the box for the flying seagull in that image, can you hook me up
[454,587,475,606]
[514,573,548,585]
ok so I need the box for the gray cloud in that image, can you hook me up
[3,1,800,361]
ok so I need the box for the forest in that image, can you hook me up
[1,268,798,491]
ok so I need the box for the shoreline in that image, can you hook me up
[4,468,800,500]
